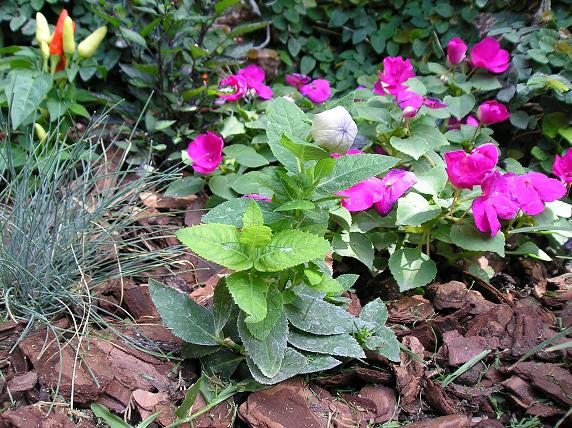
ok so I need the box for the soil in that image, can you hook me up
[1,194,571,428]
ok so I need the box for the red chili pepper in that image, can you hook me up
[55,56,66,72]
[49,9,69,56]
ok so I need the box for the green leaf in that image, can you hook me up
[298,353,341,374]
[176,224,253,271]
[317,154,398,193]
[238,310,288,377]
[254,230,330,272]
[5,70,52,129]
[246,347,306,385]
[209,175,238,200]
[414,165,448,196]
[266,98,311,172]
[203,198,294,227]
[288,330,365,358]
[91,404,131,428]
[228,21,269,38]
[450,223,505,256]
[388,248,437,292]
[175,377,202,419]
[246,286,284,340]
[213,279,234,335]
[202,349,244,378]
[220,115,246,138]
[120,27,147,48]
[280,134,330,163]
[332,232,374,267]
[243,200,264,227]
[223,144,268,168]
[164,177,204,197]
[226,272,268,323]
[215,0,241,15]
[285,293,358,335]
[274,200,315,211]
[69,103,90,119]
[148,279,218,345]
[154,119,176,130]
[506,242,551,261]
[373,326,401,362]
[469,71,501,90]
[443,94,476,120]
[360,298,389,332]
[542,112,568,138]
[396,193,442,226]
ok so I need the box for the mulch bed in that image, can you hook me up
[1,196,571,428]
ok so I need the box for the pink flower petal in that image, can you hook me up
[187,131,224,174]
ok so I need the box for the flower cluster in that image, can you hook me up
[218,64,272,101]
[286,73,331,103]
[447,37,510,74]
[373,57,446,118]
[445,144,567,236]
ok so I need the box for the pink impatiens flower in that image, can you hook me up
[448,114,479,129]
[299,79,331,103]
[472,171,519,237]
[397,90,424,118]
[445,143,498,189]
[187,131,224,174]
[244,194,272,203]
[330,149,364,158]
[337,177,385,212]
[218,75,248,101]
[237,64,273,100]
[374,169,417,215]
[285,73,312,88]
[478,100,510,125]
[447,38,468,65]
[374,56,416,96]
[508,172,566,216]
[553,149,572,183]
[470,37,510,74]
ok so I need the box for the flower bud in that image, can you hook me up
[34,123,47,143]
[310,106,357,154]
[62,16,75,55]
[40,41,50,59]
[35,12,51,45]
[77,26,107,59]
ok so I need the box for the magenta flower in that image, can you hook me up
[470,37,510,74]
[472,172,519,237]
[187,131,224,174]
[478,100,510,125]
[509,172,566,216]
[218,74,248,101]
[448,114,479,129]
[299,79,331,103]
[337,177,385,212]
[553,149,572,183]
[330,149,364,158]
[444,143,498,189]
[237,64,273,100]
[285,73,311,89]
[374,57,416,96]
[447,38,468,65]
[397,90,424,118]
[423,98,448,109]
[374,146,386,155]
[244,194,272,203]
[374,169,417,216]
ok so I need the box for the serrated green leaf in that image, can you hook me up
[243,200,264,227]
[203,198,295,227]
[450,223,505,256]
[176,224,252,271]
[226,272,268,323]
[317,154,398,193]
[360,298,389,331]
[246,286,284,340]
[288,330,365,358]
[254,230,330,272]
[238,310,288,377]
[246,348,306,385]
[298,353,341,374]
[373,326,401,362]
[388,248,437,292]
[274,200,315,211]
[148,279,218,345]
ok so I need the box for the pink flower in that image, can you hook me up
[218,74,248,101]
[445,143,498,189]
[477,100,510,125]
[237,64,272,100]
[423,98,448,109]
[374,146,386,155]
[374,56,416,96]
[187,131,224,174]
[448,114,479,129]
[397,90,424,118]
[509,172,566,216]
[374,169,417,216]
[244,194,272,203]
[470,37,510,74]
[337,177,385,212]
[299,79,331,103]
[447,38,468,65]
[285,73,311,89]
[553,149,572,183]
[472,172,519,237]
[330,149,364,158]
